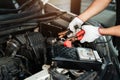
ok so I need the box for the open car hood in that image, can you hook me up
[0,0,119,80]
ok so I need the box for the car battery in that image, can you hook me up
[52,45,102,71]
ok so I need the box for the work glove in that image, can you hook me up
[68,17,84,34]
[80,25,101,43]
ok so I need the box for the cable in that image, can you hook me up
[0,0,33,14]
[0,12,59,25]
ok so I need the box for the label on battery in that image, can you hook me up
[77,48,102,62]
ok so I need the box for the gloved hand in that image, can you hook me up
[80,25,101,43]
[68,17,84,34]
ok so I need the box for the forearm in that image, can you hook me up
[78,0,112,22]
[99,25,120,36]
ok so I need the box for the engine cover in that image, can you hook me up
[0,57,25,80]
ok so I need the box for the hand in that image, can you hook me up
[80,25,101,43]
[68,17,84,33]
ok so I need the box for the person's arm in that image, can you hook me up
[99,25,120,36]
[68,0,112,36]
[78,0,112,22]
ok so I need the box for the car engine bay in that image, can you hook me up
[0,0,119,80]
